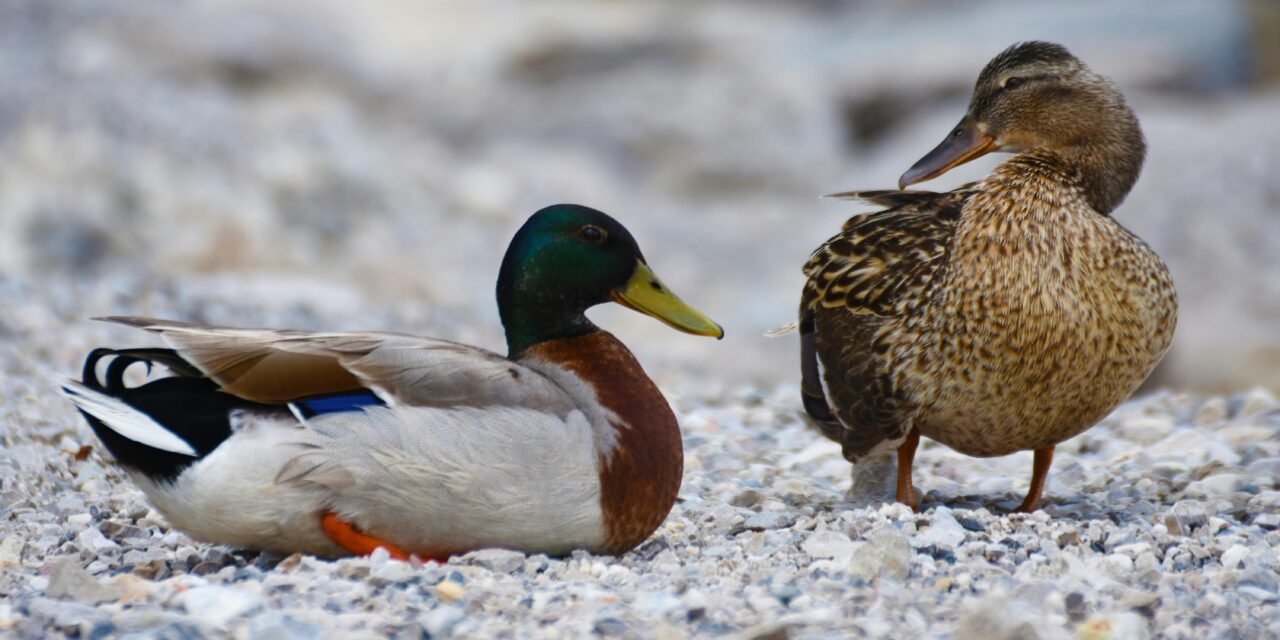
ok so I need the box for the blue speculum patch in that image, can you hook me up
[293,390,385,418]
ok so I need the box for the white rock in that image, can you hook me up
[0,536,24,569]
[1186,474,1240,497]
[912,507,966,550]
[77,527,118,554]
[1239,387,1277,416]
[635,590,683,616]
[1077,612,1150,639]
[803,530,856,562]
[1221,544,1250,569]
[466,548,525,573]
[850,525,911,580]
[420,605,465,637]
[1113,543,1151,558]
[1100,553,1134,577]
[1121,416,1174,444]
[179,586,265,626]
[45,557,121,604]
[246,611,324,640]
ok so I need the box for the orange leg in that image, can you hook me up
[320,512,412,561]
[1015,446,1055,513]
[896,429,921,511]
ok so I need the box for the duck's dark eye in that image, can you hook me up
[578,224,607,244]
[1003,76,1025,89]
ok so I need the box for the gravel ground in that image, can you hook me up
[2,279,1278,639]
[3,1,1280,638]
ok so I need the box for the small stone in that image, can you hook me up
[370,557,415,583]
[1101,553,1134,576]
[1194,398,1229,425]
[420,605,466,637]
[1121,416,1174,444]
[911,507,966,550]
[850,525,911,580]
[0,536,25,569]
[1076,612,1150,640]
[66,513,92,527]
[1221,544,1250,569]
[636,590,683,616]
[179,586,264,626]
[957,516,984,532]
[466,548,525,573]
[1237,586,1279,602]
[744,511,795,531]
[25,597,110,634]
[1164,500,1208,536]
[802,530,856,562]
[1114,542,1151,557]
[730,490,763,508]
[247,611,324,640]
[1186,474,1240,497]
[1239,387,1277,416]
[1135,552,1160,577]
[1065,592,1089,623]
[1254,513,1280,530]
[741,621,790,640]
[77,527,119,555]
[46,557,121,604]
[435,580,465,603]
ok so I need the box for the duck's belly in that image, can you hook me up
[904,256,1175,457]
[134,407,610,557]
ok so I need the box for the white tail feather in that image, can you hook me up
[763,321,798,337]
[61,381,198,456]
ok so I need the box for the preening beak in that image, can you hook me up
[899,120,997,190]
[612,261,724,339]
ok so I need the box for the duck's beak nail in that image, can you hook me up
[612,262,724,339]
[899,121,996,189]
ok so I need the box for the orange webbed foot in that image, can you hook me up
[320,512,412,561]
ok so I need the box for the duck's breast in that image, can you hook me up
[910,191,1176,455]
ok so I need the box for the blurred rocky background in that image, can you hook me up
[1,0,1277,392]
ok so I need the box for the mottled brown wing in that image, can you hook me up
[800,189,969,460]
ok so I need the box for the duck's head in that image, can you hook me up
[497,204,723,356]
[900,41,1144,213]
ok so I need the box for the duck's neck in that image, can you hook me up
[1014,114,1145,215]
[497,286,599,359]
[522,331,683,553]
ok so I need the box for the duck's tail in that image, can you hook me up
[61,348,271,482]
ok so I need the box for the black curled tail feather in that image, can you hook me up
[800,310,838,427]
[71,348,275,483]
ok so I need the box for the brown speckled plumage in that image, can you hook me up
[801,42,1177,512]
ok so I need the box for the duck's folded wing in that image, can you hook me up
[98,317,572,410]
[799,189,969,458]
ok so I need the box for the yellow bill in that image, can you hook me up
[612,261,724,339]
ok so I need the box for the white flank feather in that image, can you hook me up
[61,381,198,456]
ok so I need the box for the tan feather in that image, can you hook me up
[96,316,573,409]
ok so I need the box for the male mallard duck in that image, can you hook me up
[800,42,1177,512]
[63,204,722,560]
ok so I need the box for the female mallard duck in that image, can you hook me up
[800,42,1176,513]
[63,204,722,560]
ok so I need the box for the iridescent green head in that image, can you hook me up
[496,204,722,356]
